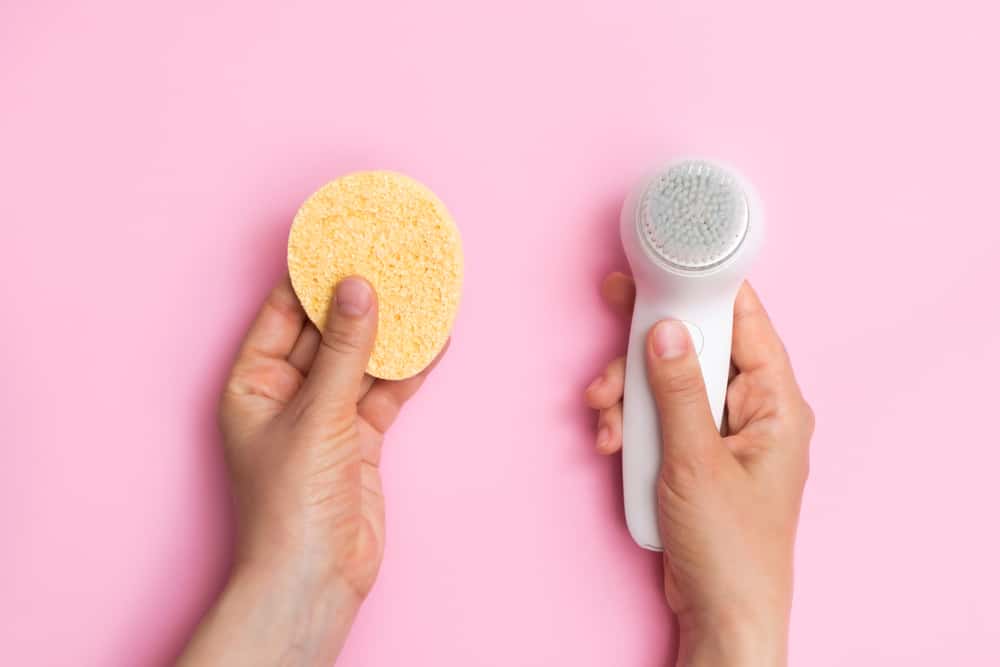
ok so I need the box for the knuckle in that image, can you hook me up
[264,287,303,323]
[656,457,706,505]
[289,389,353,428]
[321,325,365,357]
[655,366,705,399]
[659,459,697,491]
[656,476,680,510]
[658,448,711,492]
[656,471,688,507]
[303,407,359,444]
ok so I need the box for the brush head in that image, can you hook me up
[637,160,750,271]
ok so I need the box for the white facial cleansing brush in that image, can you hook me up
[620,158,764,551]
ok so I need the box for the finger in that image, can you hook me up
[358,418,386,466]
[595,402,623,454]
[585,356,625,410]
[290,325,376,399]
[299,276,377,409]
[600,272,636,318]
[238,276,306,361]
[646,320,724,468]
[357,341,449,434]
[287,323,321,375]
[731,282,791,376]
[357,375,375,401]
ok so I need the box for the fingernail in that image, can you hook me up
[597,425,610,449]
[652,320,690,359]
[586,375,603,394]
[335,277,372,317]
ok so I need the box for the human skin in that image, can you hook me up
[178,275,444,666]
[178,270,811,667]
[585,273,815,667]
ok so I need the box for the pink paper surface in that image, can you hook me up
[3,1,998,664]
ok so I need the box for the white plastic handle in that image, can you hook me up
[618,158,763,551]
[621,287,736,551]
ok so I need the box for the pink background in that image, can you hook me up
[3,1,999,664]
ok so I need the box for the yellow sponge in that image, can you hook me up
[287,171,463,380]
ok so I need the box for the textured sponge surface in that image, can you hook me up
[287,171,463,380]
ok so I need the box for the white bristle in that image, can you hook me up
[638,160,749,270]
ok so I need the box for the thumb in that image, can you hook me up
[300,276,377,409]
[646,320,723,471]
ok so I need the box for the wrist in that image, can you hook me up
[231,559,363,663]
[179,558,363,667]
[676,609,788,667]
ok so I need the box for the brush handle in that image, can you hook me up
[621,289,735,551]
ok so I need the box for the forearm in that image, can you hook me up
[177,562,361,667]
[676,611,788,667]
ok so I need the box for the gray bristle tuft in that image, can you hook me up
[638,160,748,270]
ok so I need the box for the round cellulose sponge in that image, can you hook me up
[287,171,463,380]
